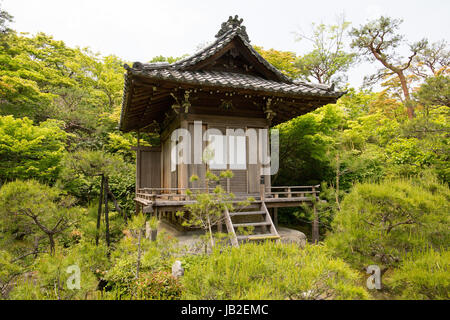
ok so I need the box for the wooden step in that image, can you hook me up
[237,233,280,241]
[233,222,271,228]
[230,210,265,216]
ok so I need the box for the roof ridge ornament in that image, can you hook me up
[215,15,250,43]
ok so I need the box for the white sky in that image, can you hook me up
[3,0,450,88]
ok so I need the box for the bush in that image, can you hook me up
[102,230,180,299]
[59,150,136,217]
[327,177,450,269]
[8,245,101,300]
[182,242,368,300]
[133,271,182,300]
[387,249,449,300]
[0,179,82,255]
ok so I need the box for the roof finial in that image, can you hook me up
[215,15,250,43]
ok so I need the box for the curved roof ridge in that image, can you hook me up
[132,19,293,84]
[168,27,238,69]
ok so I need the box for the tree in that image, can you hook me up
[0,5,13,36]
[274,104,346,187]
[350,16,428,119]
[415,74,450,109]
[327,175,450,271]
[127,213,147,279]
[412,40,449,78]
[61,150,135,245]
[0,180,80,255]
[253,46,301,79]
[295,15,356,86]
[148,55,187,64]
[0,115,67,185]
[177,170,253,248]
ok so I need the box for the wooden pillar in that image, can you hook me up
[312,186,319,244]
[178,118,188,193]
[260,175,265,201]
[136,129,141,194]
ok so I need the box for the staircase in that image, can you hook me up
[224,202,280,247]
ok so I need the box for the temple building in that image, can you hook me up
[119,16,343,245]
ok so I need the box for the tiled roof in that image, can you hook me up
[127,19,342,97]
[119,16,345,131]
[127,67,341,97]
[132,27,293,83]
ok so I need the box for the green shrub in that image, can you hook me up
[133,271,182,300]
[387,249,449,300]
[182,242,368,300]
[103,230,180,299]
[0,179,82,255]
[8,245,101,300]
[327,177,450,269]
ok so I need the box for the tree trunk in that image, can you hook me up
[96,174,104,246]
[48,233,55,255]
[104,177,110,248]
[398,72,415,119]
[207,215,214,248]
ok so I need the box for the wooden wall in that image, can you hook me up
[135,147,161,190]
[145,113,272,194]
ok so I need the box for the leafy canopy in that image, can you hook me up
[0,115,67,184]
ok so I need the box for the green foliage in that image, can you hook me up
[0,115,67,184]
[105,132,138,162]
[148,215,159,230]
[103,231,180,299]
[148,55,187,64]
[0,31,125,124]
[384,107,450,182]
[0,10,448,301]
[133,271,183,300]
[327,177,449,269]
[275,103,346,186]
[60,150,136,214]
[253,46,301,79]
[8,243,103,300]
[182,242,368,300]
[179,170,253,248]
[294,16,355,86]
[0,5,13,36]
[349,15,429,113]
[415,74,450,108]
[0,180,81,255]
[0,250,22,297]
[387,249,449,300]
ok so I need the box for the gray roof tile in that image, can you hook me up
[130,68,340,97]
